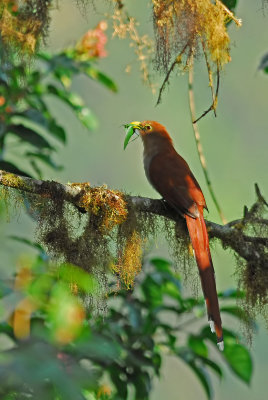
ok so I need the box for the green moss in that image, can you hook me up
[1,172,25,189]
[0,0,52,57]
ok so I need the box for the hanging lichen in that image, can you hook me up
[112,230,144,289]
[152,0,242,112]
[0,185,24,221]
[152,0,241,73]
[11,182,190,306]
[234,189,268,329]
[163,216,198,294]
[0,0,52,56]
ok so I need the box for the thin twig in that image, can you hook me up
[216,0,242,27]
[156,43,188,105]
[193,63,220,124]
[201,40,216,117]
[188,63,227,224]
[255,182,268,206]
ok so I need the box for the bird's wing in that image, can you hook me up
[147,151,207,218]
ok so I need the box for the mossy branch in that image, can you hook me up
[0,170,267,269]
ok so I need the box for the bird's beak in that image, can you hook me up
[123,121,142,150]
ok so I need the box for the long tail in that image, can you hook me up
[185,209,224,350]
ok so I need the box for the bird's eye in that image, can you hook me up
[144,124,152,131]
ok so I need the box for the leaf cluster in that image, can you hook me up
[0,45,116,178]
[0,250,253,400]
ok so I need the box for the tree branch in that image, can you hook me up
[0,170,267,266]
[216,0,242,27]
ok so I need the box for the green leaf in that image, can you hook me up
[28,274,54,304]
[150,258,172,271]
[38,52,79,77]
[0,292,24,323]
[59,264,99,294]
[26,152,63,171]
[189,362,212,400]
[141,276,163,307]
[39,52,118,92]
[222,0,237,11]
[14,110,66,143]
[9,235,44,253]
[152,352,162,375]
[134,371,151,399]
[46,116,66,143]
[76,106,98,130]
[75,332,121,364]
[201,326,237,343]
[30,159,43,178]
[258,53,268,73]
[188,335,208,358]
[47,85,98,130]
[198,356,223,379]
[221,306,253,326]
[109,368,128,398]
[222,0,238,26]
[179,350,212,400]
[37,51,52,61]
[126,302,143,331]
[123,126,135,150]
[0,161,30,177]
[199,326,252,383]
[81,64,118,92]
[223,343,253,384]
[163,280,182,300]
[218,288,245,299]
[8,124,55,150]
[0,342,89,400]
[9,236,49,262]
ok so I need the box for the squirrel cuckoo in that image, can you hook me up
[124,120,223,350]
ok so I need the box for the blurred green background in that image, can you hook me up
[0,1,267,399]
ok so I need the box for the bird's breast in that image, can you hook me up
[143,148,159,185]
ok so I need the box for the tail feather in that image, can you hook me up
[185,209,223,347]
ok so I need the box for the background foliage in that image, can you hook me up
[0,252,252,399]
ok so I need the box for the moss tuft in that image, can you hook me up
[0,0,52,57]
[77,184,128,232]
[152,0,236,73]
[1,172,25,189]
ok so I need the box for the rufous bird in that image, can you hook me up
[124,120,223,350]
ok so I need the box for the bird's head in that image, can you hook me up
[123,120,172,150]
